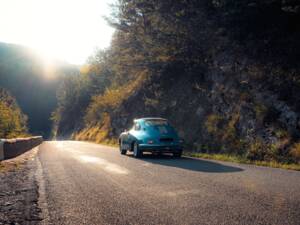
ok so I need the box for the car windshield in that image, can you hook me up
[145,119,169,126]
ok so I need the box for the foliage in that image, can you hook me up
[205,112,245,154]
[185,152,300,171]
[51,73,91,137]
[247,139,268,161]
[74,113,118,145]
[290,143,300,163]
[0,88,28,138]
[85,72,146,126]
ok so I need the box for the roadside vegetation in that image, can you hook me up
[184,152,300,171]
[0,88,28,138]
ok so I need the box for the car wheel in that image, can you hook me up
[120,149,127,155]
[133,142,142,158]
[119,140,127,155]
[173,150,182,158]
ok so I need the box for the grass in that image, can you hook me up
[184,152,300,171]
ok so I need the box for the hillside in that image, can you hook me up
[0,42,78,137]
[53,0,300,164]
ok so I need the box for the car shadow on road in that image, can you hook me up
[129,154,244,173]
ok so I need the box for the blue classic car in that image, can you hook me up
[119,118,183,158]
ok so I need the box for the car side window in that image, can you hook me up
[134,122,141,131]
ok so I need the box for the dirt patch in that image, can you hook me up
[0,147,42,225]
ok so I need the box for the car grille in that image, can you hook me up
[160,138,173,142]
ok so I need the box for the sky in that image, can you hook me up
[0,0,115,64]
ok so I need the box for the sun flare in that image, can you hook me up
[0,0,115,64]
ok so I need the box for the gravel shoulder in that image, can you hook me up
[0,147,42,225]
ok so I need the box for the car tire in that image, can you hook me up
[173,150,182,158]
[120,149,127,155]
[133,142,142,158]
[119,140,127,155]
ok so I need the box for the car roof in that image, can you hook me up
[134,117,167,122]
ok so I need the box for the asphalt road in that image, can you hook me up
[37,141,300,225]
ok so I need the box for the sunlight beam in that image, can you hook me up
[0,0,115,64]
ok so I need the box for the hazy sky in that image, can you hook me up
[0,0,115,64]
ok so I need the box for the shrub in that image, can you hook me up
[246,139,266,161]
[290,143,300,163]
[85,74,145,126]
[0,89,28,138]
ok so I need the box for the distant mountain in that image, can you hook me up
[0,42,79,138]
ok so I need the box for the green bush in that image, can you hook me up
[246,139,266,161]
[0,88,28,138]
[290,143,300,163]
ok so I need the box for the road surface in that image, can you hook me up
[37,141,300,225]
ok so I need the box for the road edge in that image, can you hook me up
[36,149,51,225]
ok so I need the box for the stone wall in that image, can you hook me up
[0,137,43,160]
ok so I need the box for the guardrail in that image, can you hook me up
[0,136,43,161]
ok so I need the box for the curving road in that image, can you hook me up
[37,141,300,225]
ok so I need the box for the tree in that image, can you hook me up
[0,88,28,138]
